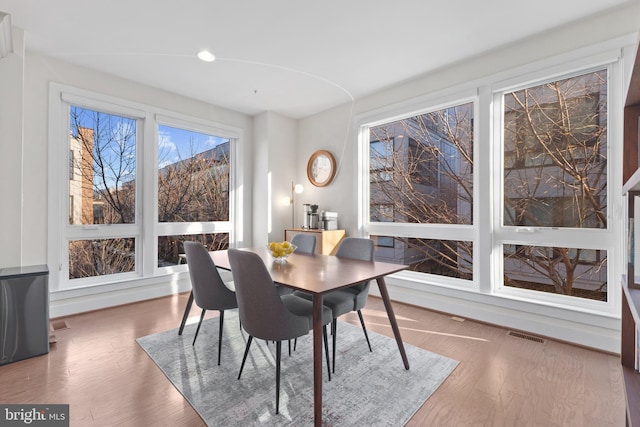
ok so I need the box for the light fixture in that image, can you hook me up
[283,181,304,228]
[197,49,216,62]
[0,12,13,59]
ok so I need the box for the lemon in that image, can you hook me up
[268,240,294,257]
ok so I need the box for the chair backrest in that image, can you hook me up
[228,249,309,341]
[290,233,316,254]
[335,237,375,299]
[184,241,237,310]
[336,237,374,262]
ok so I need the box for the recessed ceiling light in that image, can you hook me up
[197,50,216,62]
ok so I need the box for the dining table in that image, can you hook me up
[210,246,410,427]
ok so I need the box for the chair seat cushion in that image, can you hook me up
[276,285,294,296]
[293,289,355,318]
[281,294,333,326]
[322,290,357,318]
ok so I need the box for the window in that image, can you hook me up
[503,70,607,230]
[368,103,474,226]
[156,124,231,267]
[500,69,609,301]
[371,235,473,279]
[359,47,622,315]
[363,101,474,279]
[503,245,607,301]
[157,125,229,223]
[49,85,240,290]
[67,105,139,280]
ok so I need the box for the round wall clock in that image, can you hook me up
[307,150,336,187]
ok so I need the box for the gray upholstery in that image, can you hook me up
[290,233,317,254]
[228,248,333,414]
[184,241,238,364]
[229,248,330,340]
[185,242,238,311]
[333,237,374,311]
[294,237,375,372]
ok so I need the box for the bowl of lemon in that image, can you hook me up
[267,241,297,263]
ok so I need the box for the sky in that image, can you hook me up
[158,125,229,168]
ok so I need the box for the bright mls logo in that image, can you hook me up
[1,405,69,426]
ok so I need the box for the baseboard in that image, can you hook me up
[371,277,620,354]
[49,276,192,318]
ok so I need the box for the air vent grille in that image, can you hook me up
[507,330,545,344]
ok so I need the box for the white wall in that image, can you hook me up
[296,104,356,231]
[297,3,640,352]
[0,26,23,267]
[252,111,298,246]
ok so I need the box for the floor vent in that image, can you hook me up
[508,331,545,344]
[50,320,69,331]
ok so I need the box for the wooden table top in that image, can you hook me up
[211,246,407,295]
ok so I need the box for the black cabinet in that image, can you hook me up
[0,265,49,365]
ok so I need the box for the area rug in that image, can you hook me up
[136,311,458,426]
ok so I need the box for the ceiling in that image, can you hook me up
[0,0,636,119]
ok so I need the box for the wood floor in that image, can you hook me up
[0,293,625,426]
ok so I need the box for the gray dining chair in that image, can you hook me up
[228,248,333,415]
[184,241,238,365]
[290,233,316,254]
[294,237,374,373]
[289,233,317,352]
[272,234,315,299]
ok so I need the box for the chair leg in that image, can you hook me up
[276,341,282,415]
[192,309,206,346]
[217,310,225,365]
[357,309,373,352]
[178,291,194,335]
[332,319,337,373]
[288,339,291,356]
[323,325,331,381]
[238,335,253,380]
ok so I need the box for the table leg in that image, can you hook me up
[178,291,194,335]
[312,294,324,427]
[376,276,410,370]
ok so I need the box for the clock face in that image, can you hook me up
[311,155,332,183]
[307,150,336,187]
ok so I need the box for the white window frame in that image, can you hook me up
[153,113,236,276]
[48,83,242,292]
[356,39,627,318]
[491,52,623,314]
[356,88,479,290]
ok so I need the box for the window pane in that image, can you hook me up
[69,106,137,225]
[369,103,473,225]
[372,235,473,280]
[503,244,607,301]
[69,238,135,279]
[503,70,607,229]
[158,125,230,222]
[157,233,229,267]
